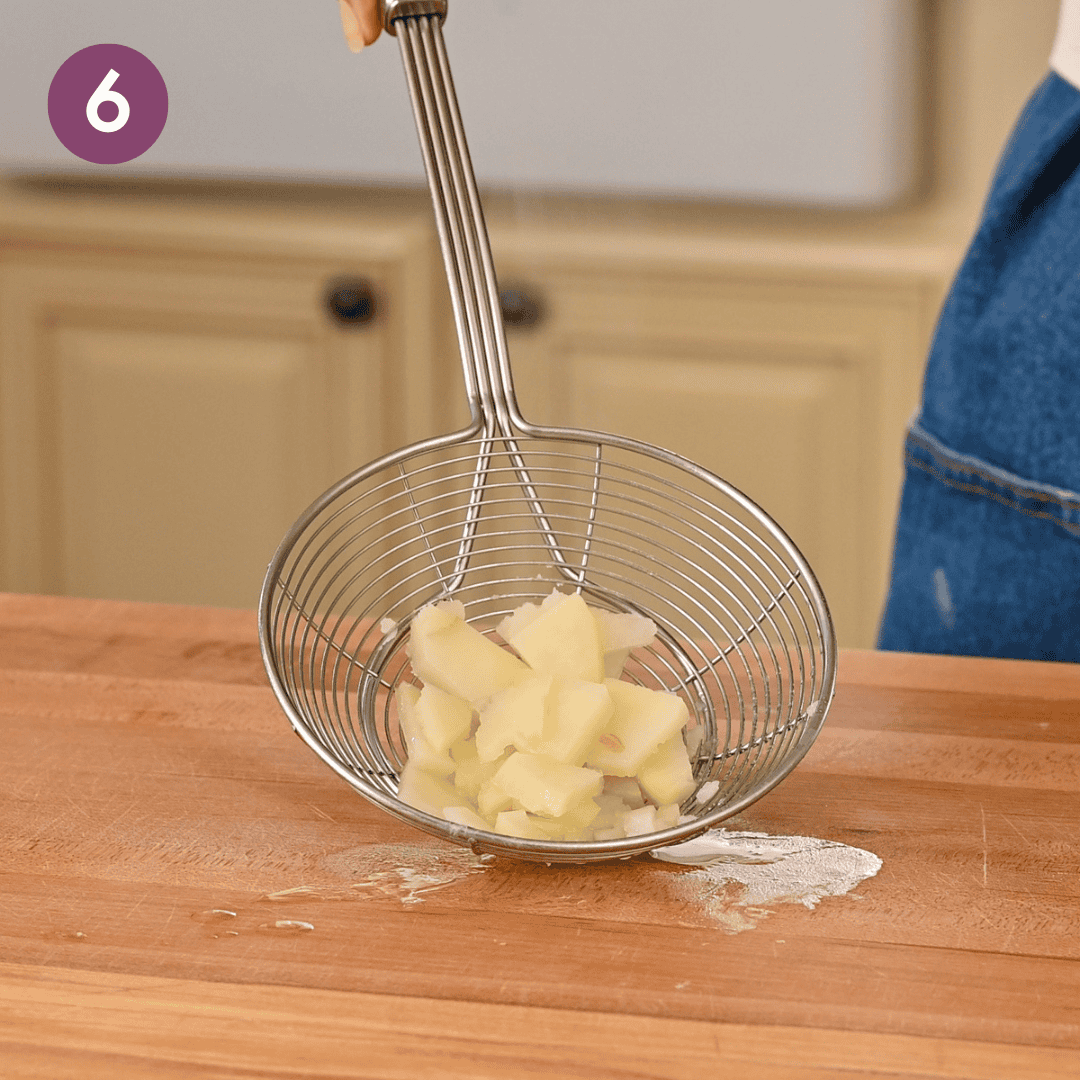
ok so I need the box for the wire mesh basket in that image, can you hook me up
[258,2,836,863]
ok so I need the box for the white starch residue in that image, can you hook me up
[652,828,882,934]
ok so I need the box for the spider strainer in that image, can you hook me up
[258,0,836,863]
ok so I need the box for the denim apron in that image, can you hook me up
[878,72,1080,661]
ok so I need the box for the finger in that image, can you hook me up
[338,0,382,53]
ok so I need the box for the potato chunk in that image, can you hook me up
[414,683,473,753]
[396,684,453,776]
[408,599,530,706]
[586,679,689,776]
[395,595,700,842]
[534,677,614,766]
[637,732,696,806]
[498,590,603,683]
[477,777,514,820]
[442,804,491,830]
[494,809,548,840]
[397,760,463,816]
[492,752,604,818]
[474,674,550,762]
[449,739,505,802]
[592,607,658,677]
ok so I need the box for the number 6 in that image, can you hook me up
[86,69,130,133]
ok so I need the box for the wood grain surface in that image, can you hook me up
[2,591,1079,1078]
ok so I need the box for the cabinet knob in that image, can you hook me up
[325,279,378,326]
[499,285,545,329]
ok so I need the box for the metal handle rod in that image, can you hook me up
[393,12,585,586]
[396,17,495,428]
[426,21,523,430]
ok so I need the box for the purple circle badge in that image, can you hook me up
[48,45,168,165]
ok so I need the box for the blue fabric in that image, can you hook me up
[878,72,1080,661]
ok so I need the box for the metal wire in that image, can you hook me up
[258,10,836,863]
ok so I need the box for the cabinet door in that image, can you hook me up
[0,231,439,608]
[493,257,942,647]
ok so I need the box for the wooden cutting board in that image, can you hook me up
[1,592,1079,1078]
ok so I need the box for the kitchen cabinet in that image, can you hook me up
[0,181,954,643]
[0,189,445,609]
[491,226,952,647]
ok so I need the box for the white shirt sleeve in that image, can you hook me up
[1050,0,1080,89]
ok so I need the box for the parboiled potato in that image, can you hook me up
[586,679,689,777]
[623,804,657,837]
[494,808,548,840]
[498,590,603,683]
[492,751,604,818]
[545,795,602,837]
[534,677,614,766]
[450,738,505,801]
[474,674,550,762]
[592,607,658,678]
[654,802,681,831]
[602,775,646,809]
[622,801,681,837]
[442,804,491,830]
[477,776,514,820]
[408,599,530,705]
[637,732,696,806]
[397,759,464,816]
[416,683,473,753]
[476,673,614,767]
[396,684,454,776]
[397,595,697,841]
[590,792,635,834]
[495,799,602,841]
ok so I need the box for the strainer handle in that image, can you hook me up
[383,4,532,435]
[380,0,447,34]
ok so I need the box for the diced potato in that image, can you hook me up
[593,825,625,841]
[397,760,463,816]
[408,599,530,705]
[474,674,550,761]
[450,739,505,801]
[637,732,696,806]
[397,683,423,741]
[498,590,603,683]
[586,679,689,776]
[495,598,541,642]
[396,684,454,775]
[534,796,602,840]
[398,596,704,842]
[623,804,657,837]
[495,809,548,840]
[684,723,705,757]
[492,752,604,818]
[442,804,491,831]
[592,607,658,678]
[654,803,681,831]
[602,775,646,809]
[587,793,632,835]
[477,777,514,820]
[533,677,614,766]
[415,684,473,753]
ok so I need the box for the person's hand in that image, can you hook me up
[338,0,382,53]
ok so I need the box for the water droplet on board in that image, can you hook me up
[258,920,315,934]
[191,908,238,923]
